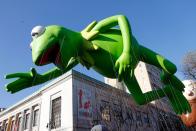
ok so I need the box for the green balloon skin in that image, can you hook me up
[5,15,191,114]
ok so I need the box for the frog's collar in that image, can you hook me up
[77,52,94,70]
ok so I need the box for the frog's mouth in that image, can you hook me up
[37,44,62,66]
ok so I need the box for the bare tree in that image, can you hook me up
[182,51,196,80]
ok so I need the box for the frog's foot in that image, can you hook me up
[81,21,99,41]
[160,71,184,92]
[164,85,191,114]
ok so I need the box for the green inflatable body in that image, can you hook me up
[5,15,191,114]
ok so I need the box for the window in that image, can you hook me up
[11,120,15,131]
[4,122,8,131]
[18,117,22,131]
[33,109,39,126]
[24,113,30,129]
[51,97,61,129]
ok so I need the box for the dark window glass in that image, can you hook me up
[18,117,22,131]
[4,123,8,131]
[24,113,30,129]
[33,109,39,126]
[51,97,61,129]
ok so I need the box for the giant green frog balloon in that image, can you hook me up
[5,15,191,114]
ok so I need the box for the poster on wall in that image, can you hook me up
[77,86,93,127]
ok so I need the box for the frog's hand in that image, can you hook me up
[115,52,132,81]
[81,21,99,41]
[91,15,134,81]
[5,68,41,93]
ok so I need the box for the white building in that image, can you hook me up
[0,70,185,131]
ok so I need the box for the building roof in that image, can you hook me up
[0,70,109,116]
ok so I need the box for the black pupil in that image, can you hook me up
[32,32,39,36]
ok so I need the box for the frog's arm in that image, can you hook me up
[92,15,133,80]
[5,58,78,93]
[92,15,132,53]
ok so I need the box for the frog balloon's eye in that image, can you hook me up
[31,25,46,38]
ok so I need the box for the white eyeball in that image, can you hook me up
[31,25,45,38]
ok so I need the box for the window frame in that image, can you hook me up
[24,110,31,130]
[32,106,40,127]
[10,116,15,131]
[50,96,62,130]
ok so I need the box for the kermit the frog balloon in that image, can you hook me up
[5,15,191,114]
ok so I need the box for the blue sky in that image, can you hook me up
[0,0,196,108]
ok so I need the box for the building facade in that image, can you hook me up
[0,70,187,131]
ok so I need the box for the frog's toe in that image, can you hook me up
[170,99,178,113]
[175,89,190,114]
[5,84,15,93]
[5,84,11,92]
[174,89,191,114]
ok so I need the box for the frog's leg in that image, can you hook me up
[138,45,185,91]
[139,45,176,74]
[137,45,191,114]
[124,74,165,105]
[124,75,191,114]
